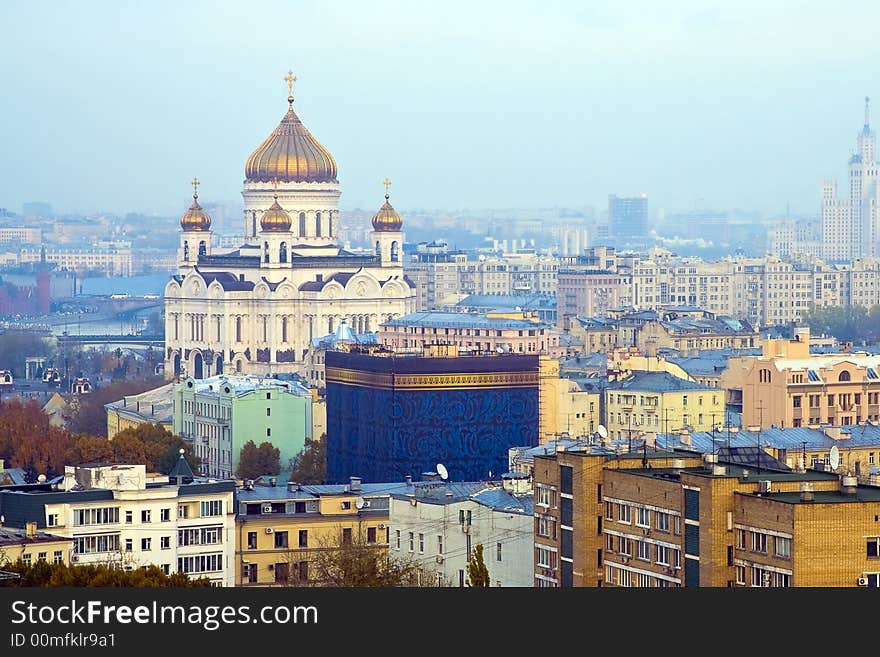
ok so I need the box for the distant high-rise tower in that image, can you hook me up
[822,97,880,261]
[608,194,649,247]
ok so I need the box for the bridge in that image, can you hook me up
[56,333,165,347]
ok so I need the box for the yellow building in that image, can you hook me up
[0,524,73,568]
[104,383,174,438]
[602,453,846,587]
[539,356,600,441]
[235,477,401,586]
[742,328,880,429]
[605,370,725,440]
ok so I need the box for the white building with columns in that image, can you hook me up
[164,72,416,378]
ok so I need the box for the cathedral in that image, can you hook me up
[164,71,416,378]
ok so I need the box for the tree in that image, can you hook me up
[66,435,114,465]
[289,435,327,484]
[0,332,54,378]
[111,423,199,474]
[0,399,70,480]
[236,440,281,480]
[307,522,434,587]
[66,377,165,437]
[466,543,490,587]
[0,560,212,587]
[799,305,872,343]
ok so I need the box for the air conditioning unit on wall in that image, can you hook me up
[265,527,273,534]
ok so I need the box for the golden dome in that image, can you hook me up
[180,179,211,231]
[245,82,337,184]
[372,195,403,232]
[260,194,292,232]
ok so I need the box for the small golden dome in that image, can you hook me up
[245,83,337,183]
[260,194,292,232]
[372,193,403,232]
[180,180,211,231]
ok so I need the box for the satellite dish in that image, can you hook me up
[829,445,840,471]
[597,425,609,439]
[355,496,365,510]
[436,463,449,480]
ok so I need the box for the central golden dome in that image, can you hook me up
[260,193,292,232]
[245,86,337,184]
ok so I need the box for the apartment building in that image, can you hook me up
[0,461,236,586]
[235,477,401,586]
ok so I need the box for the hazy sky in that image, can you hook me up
[1,0,879,217]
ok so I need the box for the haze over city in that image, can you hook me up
[2,0,879,216]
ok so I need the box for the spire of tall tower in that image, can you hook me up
[866,96,871,130]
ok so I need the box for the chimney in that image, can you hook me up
[800,481,814,502]
[840,474,858,495]
[25,521,37,538]
[405,475,413,486]
[421,471,441,482]
[123,398,127,407]
[349,476,362,493]
[678,430,691,446]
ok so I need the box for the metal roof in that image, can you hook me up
[383,311,545,331]
[607,371,714,392]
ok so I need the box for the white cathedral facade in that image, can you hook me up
[164,73,416,378]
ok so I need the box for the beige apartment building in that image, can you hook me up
[742,328,880,429]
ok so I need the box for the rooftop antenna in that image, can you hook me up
[436,463,449,481]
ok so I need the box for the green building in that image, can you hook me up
[172,375,313,480]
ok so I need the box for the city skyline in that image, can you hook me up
[1,1,879,217]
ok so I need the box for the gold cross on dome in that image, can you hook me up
[191,177,200,199]
[383,177,392,198]
[284,69,297,102]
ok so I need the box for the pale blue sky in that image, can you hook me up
[1,0,878,216]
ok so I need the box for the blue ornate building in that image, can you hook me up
[325,351,540,483]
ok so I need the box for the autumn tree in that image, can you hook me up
[0,399,70,480]
[66,377,166,437]
[466,543,490,587]
[65,435,114,465]
[289,434,326,484]
[236,440,281,480]
[307,522,434,587]
[0,332,54,378]
[111,423,198,474]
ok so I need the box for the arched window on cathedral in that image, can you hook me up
[375,241,381,257]
[299,213,306,237]
[328,316,334,334]
[183,241,189,260]
[252,211,257,236]
[198,240,206,257]
[328,212,333,237]
[315,212,322,237]
[391,241,399,262]
[282,316,288,343]
[279,242,288,263]
[235,317,242,342]
[264,241,270,263]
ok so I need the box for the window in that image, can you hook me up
[839,370,851,382]
[266,428,271,437]
[793,396,802,409]
[751,566,769,587]
[605,534,615,552]
[342,528,352,545]
[735,565,746,585]
[867,538,880,558]
[37,551,46,561]
[273,531,289,549]
[160,508,171,522]
[437,535,444,555]
[656,511,670,532]
[536,546,556,568]
[247,532,257,549]
[178,504,189,519]
[418,533,425,553]
[266,408,271,417]
[750,531,768,554]
[141,538,152,551]
[299,530,308,548]
[53,551,63,564]
[656,544,670,566]
[496,542,502,562]
[161,536,171,550]
[125,538,133,552]
[341,500,351,510]
[637,540,651,561]
[636,507,650,528]
[617,503,631,524]
[560,465,573,495]
[772,572,791,587]
[619,536,632,557]
[141,510,151,523]
[605,501,614,520]
[775,536,791,559]
[395,530,401,550]
[682,395,688,407]
[200,500,222,517]
[736,528,746,549]
[22,554,31,566]
[47,514,58,527]
[73,507,120,526]
[178,554,223,575]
